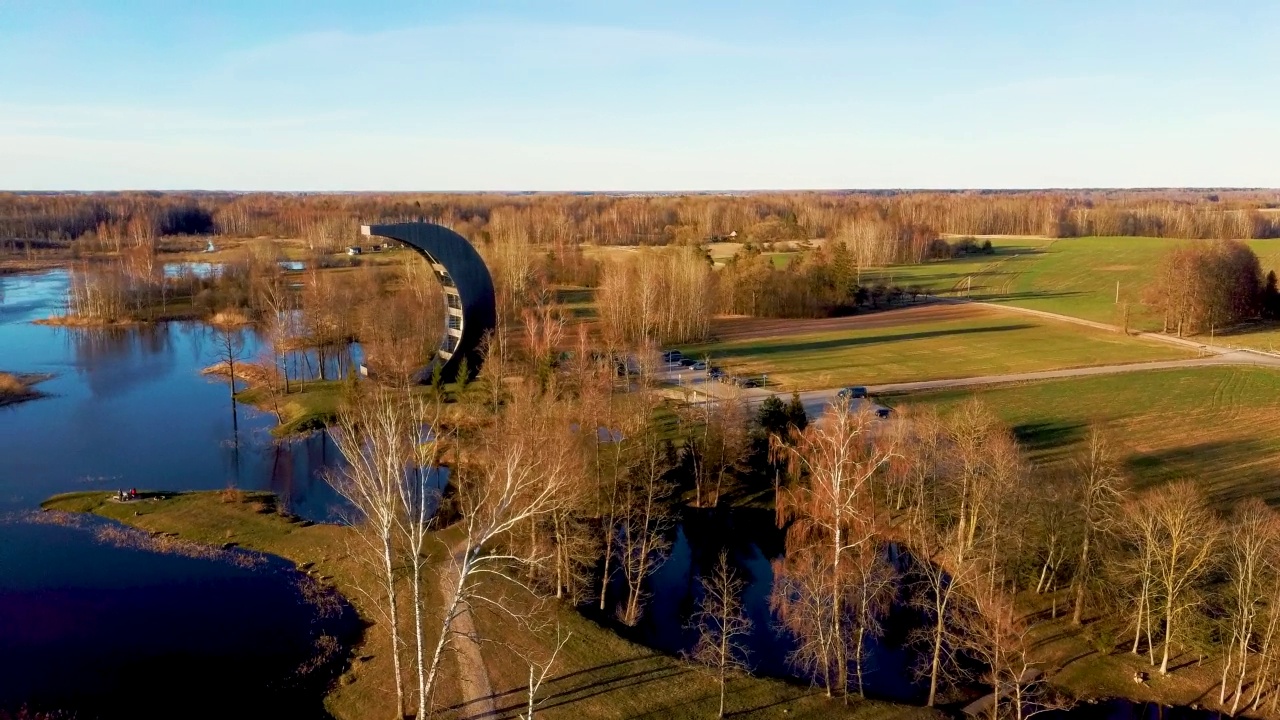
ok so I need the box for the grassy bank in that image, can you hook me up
[0,371,52,407]
[41,490,938,720]
[42,490,403,719]
[233,379,346,436]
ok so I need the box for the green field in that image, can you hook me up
[857,237,1055,295]
[859,236,1280,346]
[900,366,1280,506]
[985,236,1280,328]
[684,308,1191,391]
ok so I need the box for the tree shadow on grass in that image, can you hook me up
[1012,421,1087,460]
[1124,438,1276,504]
[710,324,1037,360]
[467,656,692,720]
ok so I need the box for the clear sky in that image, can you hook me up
[1,1,1277,190]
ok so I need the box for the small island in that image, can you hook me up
[0,372,52,407]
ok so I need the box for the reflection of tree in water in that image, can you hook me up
[605,509,937,705]
[68,324,179,397]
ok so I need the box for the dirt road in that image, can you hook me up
[440,548,497,720]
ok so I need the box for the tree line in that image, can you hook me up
[5,189,1280,249]
[1146,239,1280,336]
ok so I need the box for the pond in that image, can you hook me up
[0,269,357,717]
[591,507,932,704]
[595,506,1227,718]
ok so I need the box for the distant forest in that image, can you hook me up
[3,190,1280,250]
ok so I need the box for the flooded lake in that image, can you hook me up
[0,268,1222,719]
[0,269,356,718]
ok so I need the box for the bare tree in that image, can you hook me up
[618,424,674,626]
[1219,498,1279,714]
[691,551,753,718]
[848,541,897,698]
[909,514,976,708]
[680,389,748,508]
[773,403,897,699]
[1070,428,1126,625]
[328,386,415,719]
[212,324,247,446]
[960,582,1066,720]
[399,397,445,720]
[515,627,572,720]
[771,545,840,696]
[1129,481,1221,674]
[419,386,569,714]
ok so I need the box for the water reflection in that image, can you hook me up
[0,268,355,715]
[0,270,347,518]
[595,508,931,704]
[0,516,360,719]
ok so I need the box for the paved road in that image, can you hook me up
[661,298,1280,418]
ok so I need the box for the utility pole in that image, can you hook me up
[966,275,972,297]
[1115,280,1120,304]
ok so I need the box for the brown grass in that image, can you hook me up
[0,373,25,395]
[0,372,47,407]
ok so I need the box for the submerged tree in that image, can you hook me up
[772,403,897,699]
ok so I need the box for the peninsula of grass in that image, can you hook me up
[234,379,346,436]
[40,490,938,720]
[685,305,1191,391]
[0,371,52,407]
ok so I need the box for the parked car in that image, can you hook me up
[708,367,725,379]
[875,407,892,419]
[837,386,868,400]
[738,377,761,388]
[679,358,697,367]
[662,350,683,362]
[691,361,707,371]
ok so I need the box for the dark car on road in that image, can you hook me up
[837,386,868,400]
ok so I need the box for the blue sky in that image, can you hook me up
[1,1,1277,190]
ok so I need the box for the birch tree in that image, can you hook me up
[772,403,897,698]
[691,551,752,718]
[1137,481,1221,675]
[618,425,674,626]
[1219,498,1279,714]
[328,387,415,719]
[420,387,569,713]
[1070,428,1126,625]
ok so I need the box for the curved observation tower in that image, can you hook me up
[360,222,496,382]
